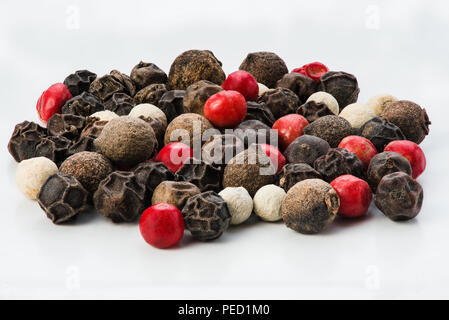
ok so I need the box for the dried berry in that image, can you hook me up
[359,117,406,152]
[339,103,376,129]
[183,80,223,116]
[375,172,423,221]
[367,94,398,116]
[257,88,299,119]
[79,118,107,139]
[164,113,214,149]
[89,75,125,101]
[303,115,353,148]
[16,157,59,200]
[8,121,47,162]
[47,113,86,140]
[152,181,201,210]
[234,120,277,148]
[306,91,339,115]
[67,135,97,155]
[158,90,185,122]
[381,100,430,145]
[244,101,276,127]
[318,71,360,109]
[314,148,365,183]
[134,83,168,106]
[218,187,253,225]
[64,70,97,97]
[37,173,90,224]
[110,69,137,97]
[276,72,316,103]
[130,62,168,90]
[90,110,119,121]
[367,151,412,192]
[129,104,167,128]
[253,184,286,222]
[35,135,72,166]
[277,163,322,192]
[94,171,147,223]
[284,135,330,165]
[168,50,226,90]
[133,162,174,200]
[202,134,245,169]
[182,191,231,241]
[103,93,135,116]
[281,179,340,234]
[60,151,113,195]
[175,159,222,192]
[145,117,165,153]
[239,52,288,89]
[62,92,104,117]
[296,101,334,123]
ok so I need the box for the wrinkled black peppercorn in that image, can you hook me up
[277,163,322,192]
[175,159,223,192]
[103,92,135,116]
[276,72,316,103]
[133,161,174,201]
[35,135,72,166]
[359,117,406,152]
[131,62,168,90]
[62,92,104,117]
[318,71,360,109]
[284,135,331,166]
[244,101,276,127]
[297,101,334,123]
[64,70,97,97]
[8,121,47,162]
[234,120,277,148]
[47,113,86,140]
[89,75,126,102]
[367,151,412,192]
[110,69,137,97]
[67,135,98,155]
[314,148,365,182]
[134,83,168,106]
[202,134,245,170]
[257,88,299,119]
[158,90,185,122]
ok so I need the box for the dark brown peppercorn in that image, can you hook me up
[168,50,226,90]
[93,171,147,223]
[239,52,288,89]
[244,101,276,127]
[110,70,137,97]
[318,71,360,109]
[381,100,431,145]
[89,75,126,102]
[64,70,97,97]
[182,191,231,241]
[234,120,277,148]
[277,163,322,192]
[67,135,98,156]
[359,117,406,152]
[62,92,104,117]
[60,151,113,195]
[183,80,223,116]
[103,93,135,116]
[175,159,223,192]
[133,162,174,201]
[303,115,353,148]
[314,148,365,182]
[47,113,86,140]
[37,173,90,224]
[158,90,185,122]
[35,135,72,166]
[276,72,316,103]
[375,172,423,221]
[257,88,299,119]
[142,116,165,154]
[152,181,201,210]
[8,121,47,162]
[134,83,168,106]
[297,101,334,123]
[79,118,107,139]
[130,61,168,90]
[367,151,412,192]
[284,135,331,166]
[202,134,245,169]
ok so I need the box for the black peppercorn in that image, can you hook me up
[367,151,412,192]
[175,159,223,192]
[8,121,47,162]
[35,135,72,166]
[62,92,105,117]
[182,191,231,241]
[375,172,423,221]
[103,92,135,116]
[277,163,322,192]
[47,113,86,140]
[130,61,168,90]
[183,80,223,116]
[257,88,299,119]
[89,75,126,102]
[276,72,316,103]
[64,70,97,97]
[284,135,330,166]
[318,71,360,109]
[158,90,185,122]
[296,101,334,123]
[244,101,276,127]
[110,70,137,97]
[314,148,365,182]
[134,83,168,106]
[234,120,277,148]
[133,161,174,201]
[303,115,353,148]
[67,135,98,156]
[239,52,288,89]
[202,134,245,169]
[359,117,406,152]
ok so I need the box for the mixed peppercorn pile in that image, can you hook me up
[8,50,430,249]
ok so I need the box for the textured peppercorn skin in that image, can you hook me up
[182,191,231,241]
[103,93,135,116]
[277,163,322,192]
[35,135,72,166]
[297,100,334,123]
[151,181,201,210]
[130,62,168,91]
[8,121,47,162]
[375,172,423,221]
[134,83,168,106]
[244,101,276,127]
[63,70,97,97]
[359,117,406,152]
[175,159,223,192]
[314,148,365,183]
[47,113,86,140]
[303,115,353,148]
[89,75,126,102]
[158,90,185,122]
[202,134,245,170]
[239,52,289,89]
[62,92,105,117]
[276,72,316,103]
[257,87,299,120]
[133,162,174,201]
[183,80,223,116]
[318,71,360,110]
[367,151,412,192]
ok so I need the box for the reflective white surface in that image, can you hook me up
[1,0,448,299]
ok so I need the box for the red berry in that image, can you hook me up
[154,142,193,173]
[272,114,309,150]
[338,136,378,170]
[384,140,426,179]
[292,62,328,83]
[222,70,259,101]
[259,144,286,174]
[204,90,247,129]
[36,83,72,124]
[139,203,184,249]
[330,175,372,218]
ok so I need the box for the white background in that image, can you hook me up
[1,0,449,299]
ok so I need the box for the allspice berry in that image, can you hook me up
[168,50,226,90]
[381,100,430,144]
[151,181,201,210]
[130,61,168,90]
[222,146,276,197]
[367,151,412,192]
[318,71,360,109]
[303,115,353,148]
[284,135,330,166]
[281,179,340,234]
[60,151,113,195]
[276,72,316,103]
[257,87,299,119]
[164,113,214,149]
[94,116,157,167]
[183,80,223,116]
[239,52,288,89]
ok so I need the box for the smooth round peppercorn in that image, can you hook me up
[338,136,378,170]
[204,91,247,129]
[367,94,398,116]
[330,175,372,218]
[339,103,376,129]
[36,83,73,123]
[222,71,259,101]
[306,91,339,115]
[273,114,309,150]
[154,142,193,173]
[284,135,330,166]
[218,187,253,225]
[253,184,286,222]
[384,140,426,179]
[16,157,58,200]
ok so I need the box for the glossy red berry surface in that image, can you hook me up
[222,70,259,101]
[292,62,328,82]
[259,143,286,174]
[272,114,309,150]
[331,175,372,218]
[338,136,378,170]
[384,140,426,179]
[154,142,193,173]
[204,90,247,129]
[139,203,185,249]
[36,83,72,124]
